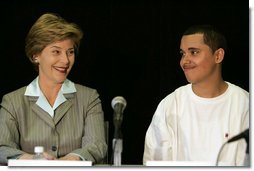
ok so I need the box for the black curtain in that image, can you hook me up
[0,0,249,164]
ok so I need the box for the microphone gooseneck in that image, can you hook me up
[216,128,249,166]
[227,129,249,154]
[111,96,127,139]
[111,96,127,166]
[227,129,249,143]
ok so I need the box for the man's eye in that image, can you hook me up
[191,50,199,55]
[180,51,185,58]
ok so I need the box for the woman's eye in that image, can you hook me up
[52,50,60,55]
[66,50,74,56]
[67,50,74,56]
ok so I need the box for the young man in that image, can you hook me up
[143,25,249,166]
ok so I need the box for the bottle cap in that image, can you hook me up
[34,146,44,153]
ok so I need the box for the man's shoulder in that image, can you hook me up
[161,84,190,102]
[227,82,249,96]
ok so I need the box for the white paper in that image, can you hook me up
[8,159,92,166]
[145,160,214,166]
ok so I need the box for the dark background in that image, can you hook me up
[0,0,249,164]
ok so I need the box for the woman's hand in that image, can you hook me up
[18,152,56,160]
[58,154,81,160]
[18,153,34,159]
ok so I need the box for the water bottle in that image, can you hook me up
[33,146,45,160]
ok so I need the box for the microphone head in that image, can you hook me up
[227,128,249,143]
[111,96,127,110]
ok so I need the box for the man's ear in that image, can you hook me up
[214,48,225,64]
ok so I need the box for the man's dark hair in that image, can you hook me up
[183,25,227,54]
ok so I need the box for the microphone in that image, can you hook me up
[111,96,127,138]
[228,128,249,155]
[111,96,127,124]
[216,129,249,166]
[111,96,126,166]
[227,129,249,143]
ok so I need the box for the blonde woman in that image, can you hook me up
[0,13,107,165]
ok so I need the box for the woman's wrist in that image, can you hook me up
[18,153,34,159]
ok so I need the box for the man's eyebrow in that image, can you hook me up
[187,47,200,50]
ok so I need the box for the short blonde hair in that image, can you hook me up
[25,13,83,70]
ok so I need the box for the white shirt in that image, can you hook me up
[24,77,76,117]
[143,82,249,166]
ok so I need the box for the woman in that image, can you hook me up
[0,13,107,165]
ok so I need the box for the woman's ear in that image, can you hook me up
[33,55,38,63]
[215,48,225,64]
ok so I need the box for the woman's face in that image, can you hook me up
[35,39,75,85]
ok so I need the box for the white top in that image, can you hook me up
[143,82,249,166]
[24,77,76,117]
